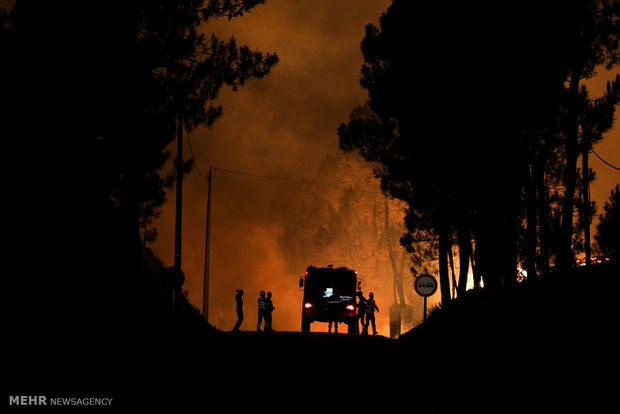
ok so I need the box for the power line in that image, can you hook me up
[182,139,383,192]
[184,132,310,182]
[185,129,204,178]
[592,148,620,171]
[183,133,382,189]
[184,131,380,187]
[215,167,383,194]
[215,167,314,182]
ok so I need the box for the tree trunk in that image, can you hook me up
[438,219,451,304]
[174,115,184,269]
[559,70,581,269]
[503,209,519,288]
[385,198,406,305]
[525,139,538,280]
[399,250,415,304]
[448,246,457,299]
[536,150,550,274]
[472,232,482,289]
[457,225,471,297]
[479,215,502,291]
[582,145,591,267]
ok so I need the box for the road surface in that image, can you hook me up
[155,331,431,411]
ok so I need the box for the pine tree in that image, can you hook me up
[596,184,620,261]
[1,0,277,342]
[556,0,620,269]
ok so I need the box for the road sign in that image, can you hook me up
[163,266,185,289]
[414,273,437,323]
[414,274,437,297]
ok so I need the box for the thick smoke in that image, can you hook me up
[149,0,618,334]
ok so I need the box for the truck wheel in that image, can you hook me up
[301,316,311,332]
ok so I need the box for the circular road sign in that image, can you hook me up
[162,266,185,289]
[414,274,438,297]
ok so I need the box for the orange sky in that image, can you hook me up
[3,0,616,333]
[145,0,619,334]
[584,70,620,228]
[151,0,403,334]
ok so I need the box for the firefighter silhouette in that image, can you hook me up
[265,291,275,332]
[232,289,244,332]
[356,291,367,334]
[365,292,379,335]
[257,290,268,331]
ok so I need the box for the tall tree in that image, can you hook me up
[340,1,552,302]
[338,0,620,302]
[1,0,277,343]
[557,0,620,269]
[578,76,620,263]
[595,184,620,261]
[154,1,278,267]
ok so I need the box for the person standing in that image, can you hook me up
[265,291,275,332]
[356,291,367,334]
[232,289,244,332]
[257,290,267,332]
[365,292,379,335]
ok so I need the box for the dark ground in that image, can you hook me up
[5,263,618,412]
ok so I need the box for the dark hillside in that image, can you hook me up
[5,246,216,407]
[5,256,617,411]
[397,262,619,413]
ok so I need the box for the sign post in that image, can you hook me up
[163,266,185,333]
[414,273,438,322]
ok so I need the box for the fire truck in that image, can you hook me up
[299,265,361,333]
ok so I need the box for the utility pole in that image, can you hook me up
[174,115,183,269]
[202,166,214,322]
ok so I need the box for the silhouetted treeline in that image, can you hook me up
[339,0,620,302]
[1,0,276,360]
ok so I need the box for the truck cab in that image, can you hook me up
[299,265,360,333]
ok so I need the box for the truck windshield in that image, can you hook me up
[305,269,356,300]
